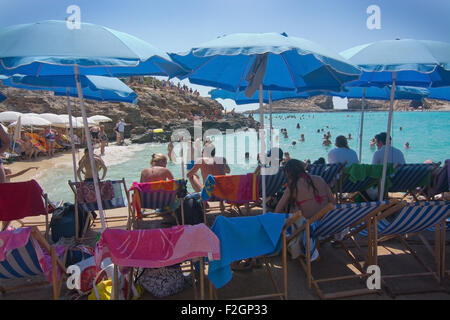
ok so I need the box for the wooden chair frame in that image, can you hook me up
[369,201,449,296]
[68,178,133,240]
[288,201,395,299]
[0,226,67,300]
[208,212,302,300]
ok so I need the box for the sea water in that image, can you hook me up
[38,111,450,203]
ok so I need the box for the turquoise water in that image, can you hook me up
[38,111,450,203]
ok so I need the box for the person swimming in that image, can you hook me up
[404,142,410,149]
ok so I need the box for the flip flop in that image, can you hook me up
[231,259,253,271]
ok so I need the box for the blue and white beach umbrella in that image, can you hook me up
[0,20,186,230]
[171,32,361,213]
[341,39,450,200]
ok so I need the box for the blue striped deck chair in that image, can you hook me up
[307,163,345,190]
[423,161,449,200]
[388,163,438,200]
[68,179,132,237]
[258,167,286,199]
[0,227,67,300]
[129,179,186,227]
[370,201,450,295]
[287,200,394,299]
[338,176,378,203]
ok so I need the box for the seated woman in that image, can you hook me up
[140,153,174,183]
[274,159,336,260]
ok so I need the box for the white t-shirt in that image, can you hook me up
[328,147,359,166]
[372,145,406,166]
[117,121,125,133]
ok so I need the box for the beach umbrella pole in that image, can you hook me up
[259,84,267,214]
[66,89,78,183]
[379,72,397,201]
[358,88,366,163]
[74,66,106,230]
[269,91,273,149]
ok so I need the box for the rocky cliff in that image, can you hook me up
[244,95,450,113]
[0,78,257,143]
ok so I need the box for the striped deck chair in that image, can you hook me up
[287,200,394,299]
[208,212,301,300]
[388,163,438,200]
[307,163,345,190]
[258,168,286,199]
[129,179,187,228]
[369,201,450,296]
[423,161,449,200]
[337,176,379,203]
[0,227,67,300]
[0,179,52,239]
[200,174,259,216]
[68,179,132,238]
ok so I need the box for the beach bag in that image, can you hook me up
[136,264,188,298]
[50,202,95,242]
[176,193,204,225]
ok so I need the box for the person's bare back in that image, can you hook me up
[140,166,174,183]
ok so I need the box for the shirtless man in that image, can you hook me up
[140,153,174,183]
[187,145,230,192]
[77,148,107,182]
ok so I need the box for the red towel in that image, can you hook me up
[0,180,47,221]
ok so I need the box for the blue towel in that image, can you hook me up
[201,175,216,202]
[208,213,286,288]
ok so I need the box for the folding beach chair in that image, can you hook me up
[307,162,346,190]
[0,179,52,239]
[129,179,187,228]
[208,212,302,300]
[337,176,379,203]
[199,173,259,217]
[0,226,67,300]
[68,178,132,239]
[387,163,438,201]
[368,201,450,296]
[422,161,449,200]
[94,224,220,300]
[287,201,395,299]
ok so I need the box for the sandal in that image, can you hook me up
[231,259,253,271]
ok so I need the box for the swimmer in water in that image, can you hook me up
[404,142,410,149]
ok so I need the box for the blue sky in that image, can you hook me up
[1,0,449,111]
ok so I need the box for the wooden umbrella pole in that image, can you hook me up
[259,84,267,214]
[358,88,366,163]
[67,89,78,183]
[379,72,397,201]
[74,66,106,230]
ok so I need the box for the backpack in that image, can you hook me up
[176,193,204,225]
[50,202,96,242]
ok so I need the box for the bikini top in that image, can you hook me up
[295,173,326,207]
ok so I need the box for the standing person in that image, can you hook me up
[327,135,359,166]
[140,153,174,183]
[44,126,56,157]
[114,119,126,145]
[99,125,108,156]
[167,141,175,162]
[371,132,406,166]
[90,125,100,144]
[0,125,11,183]
[77,148,107,182]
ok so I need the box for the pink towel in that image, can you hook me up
[0,227,32,261]
[95,224,220,269]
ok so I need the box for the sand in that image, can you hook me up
[1,151,449,300]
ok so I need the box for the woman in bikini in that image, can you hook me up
[274,159,335,260]
[275,159,335,218]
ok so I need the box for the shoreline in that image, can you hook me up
[242,108,450,114]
